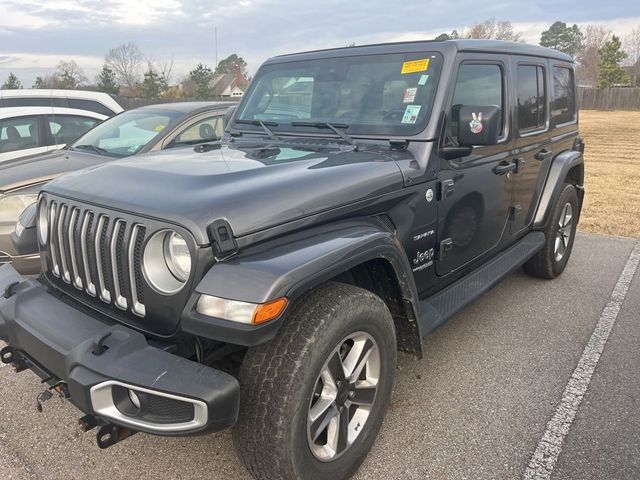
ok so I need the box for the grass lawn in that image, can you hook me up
[578,110,640,239]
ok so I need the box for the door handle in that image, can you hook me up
[534,148,553,161]
[492,161,518,175]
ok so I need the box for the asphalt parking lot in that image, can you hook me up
[1,231,639,480]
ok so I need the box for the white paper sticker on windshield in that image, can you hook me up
[401,105,421,124]
[403,87,417,103]
[418,74,429,86]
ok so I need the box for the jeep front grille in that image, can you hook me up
[46,200,147,317]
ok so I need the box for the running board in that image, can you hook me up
[418,232,545,336]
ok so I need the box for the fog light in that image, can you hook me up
[128,389,141,409]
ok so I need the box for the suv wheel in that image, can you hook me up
[524,183,579,279]
[234,282,397,480]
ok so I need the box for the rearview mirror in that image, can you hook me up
[458,105,502,147]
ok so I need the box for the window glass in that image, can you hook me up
[517,65,546,131]
[69,108,183,157]
[0,116,40,153]
[169,116,224,147]
[551,67,575,126]
[47,115,100,145]
[447,64,503,144]
[68,99,115,116]
[4,97,68,108]
[237,52,443,136]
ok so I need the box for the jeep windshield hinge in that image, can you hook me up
[439,180,455,200]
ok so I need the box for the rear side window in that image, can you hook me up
[447,63,504,145]
[47,114,100,145]
[68,99,115,116]
[517,65,546,132]
[0,116,40,153]
[3,97,68,108]
[551,67,576,126]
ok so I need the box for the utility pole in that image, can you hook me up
[214,26,218,72]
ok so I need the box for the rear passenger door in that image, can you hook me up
[510,57,553,235]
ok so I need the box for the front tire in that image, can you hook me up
[524,183,579,279]
[233,282,397,480]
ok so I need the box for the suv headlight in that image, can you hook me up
[0,192,38,224]
[143,230,192,294]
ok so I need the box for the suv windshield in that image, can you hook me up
[236,52,443,137]
[70,108,183,157]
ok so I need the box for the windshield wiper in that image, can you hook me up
[290,121,356,147]
[234,119,279,140]
[73,144,109,156]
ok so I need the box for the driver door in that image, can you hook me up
[436,55,515,276]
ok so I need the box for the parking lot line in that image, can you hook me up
[523,241,640,480]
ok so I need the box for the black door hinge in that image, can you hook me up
[439,179,455,200]
[438,238,453,260]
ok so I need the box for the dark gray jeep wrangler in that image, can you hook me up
[0,39,584,480]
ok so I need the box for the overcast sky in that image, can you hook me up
[1,0,639,86]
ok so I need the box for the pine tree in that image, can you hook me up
[540,22,583,58]
[96,65,119,95]
[188,63,214,100]
[598,35,630,87]
[1,72,22,89]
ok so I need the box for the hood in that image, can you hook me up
[0,149,106,193]
[45,141,409,244]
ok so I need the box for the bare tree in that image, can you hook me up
[55,60,88,89]
[105,42,144,89]
[465,18,522,42]
[576,25,612,86]
[624,26,640,85]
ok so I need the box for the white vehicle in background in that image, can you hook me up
[0,107,106,163]
[0,89,123,117]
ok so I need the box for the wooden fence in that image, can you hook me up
[577,87,640,110]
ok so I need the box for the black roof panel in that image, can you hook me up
[268,39,573,64]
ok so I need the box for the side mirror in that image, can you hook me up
[224,105,237,128]
[458,105,502,147]
[11,203,38,256]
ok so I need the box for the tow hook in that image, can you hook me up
[0,345,27,372]
[96,423,138,449]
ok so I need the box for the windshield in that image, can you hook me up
[70,108,183,157]
[236,52,443,137]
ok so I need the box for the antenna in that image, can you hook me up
[214,26,218,70]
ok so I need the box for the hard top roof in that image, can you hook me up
[267,39,573,64]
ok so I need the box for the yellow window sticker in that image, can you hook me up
[401,58,430,74]
[154,124,166,132]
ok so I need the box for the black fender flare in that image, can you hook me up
[533,149,584,229]
[183,218,420,346]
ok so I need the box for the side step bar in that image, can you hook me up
[419,232,546,336]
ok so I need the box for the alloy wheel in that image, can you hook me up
[555,202,573,262]
[307,332,381,461]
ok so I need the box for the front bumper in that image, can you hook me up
[0,264,239,436]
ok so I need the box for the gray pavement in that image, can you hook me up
[0,231,638,480]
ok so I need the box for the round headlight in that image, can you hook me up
[37,198,48,244]
[164,231,191,282]
[142,230,192,294]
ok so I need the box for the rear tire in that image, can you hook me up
[233,282,397,480]
[524,183,578,279]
